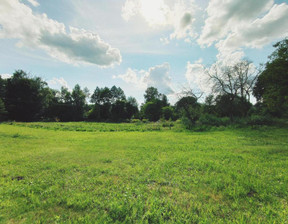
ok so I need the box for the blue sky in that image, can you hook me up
[1,0,288,104]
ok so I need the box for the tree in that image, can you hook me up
[253,38,288,117]
[72,84,87,121]
[126,97,139,119]
[175,96,201,125]
[141,87,170,121]
[0,76,7,100]
[162,106,175,120]
[207,60,258,102]
[0,98,7,121]
[144,87,160,103]
[205,60,258,118]
[5,70,48,121]
[215,94,251,118]
[141,100,163,121]
[111,100,127,121]
[110,85,126,103]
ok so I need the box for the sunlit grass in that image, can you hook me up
[0,123,287,223]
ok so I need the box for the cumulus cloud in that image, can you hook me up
[197,0,288,66]
[185,59,211,94]
[0,74,12,79]
[114,63,174,95]
[0,0,121,66]
[198,0,274,46]
[122,0,197,42]
[48,77,69,89]
[216,3,288,52]
[26,0,39,7]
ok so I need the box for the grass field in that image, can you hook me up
[0,122,287,223]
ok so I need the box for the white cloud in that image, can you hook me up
[122,0,197,42]
[25,0,39,7]
[48,77,69,89]
[216,3,288,52]
[114,63,174,95]
[185,59,211,94]
[197,0,288,66]
[0,0,121,67]
[198,0,274,46]
[0,74,12,79]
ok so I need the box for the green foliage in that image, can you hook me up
[0,98,7,121]
[0,123,287,223]
[141,101,163,121]
[141,87,170,121]
[144,87,160,103]
[5,70,48,121]
[254,38,288,117]
[176,96,201,125]
[246,115,273,126]
[89,86,138,122]
[161,106,175,120]
[198,114,231,126]
[215,94,252,118]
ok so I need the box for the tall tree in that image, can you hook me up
[72,84,87,121]
[207,60,258,102]
[0,98,7,121]
[144,87,160,103]
[175,96,201,125]
[253,38,288,117]
[5,70,47,121]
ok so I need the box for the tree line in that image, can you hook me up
[0,38,287,125]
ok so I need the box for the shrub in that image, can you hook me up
[247,115,273,125]
[198,114,230,126]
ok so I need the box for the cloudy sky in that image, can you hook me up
[1,0,287,104]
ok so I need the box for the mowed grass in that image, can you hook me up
[0,123,287,223]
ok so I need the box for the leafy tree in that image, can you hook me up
[91,87,112,105]
[110,85,126,103]
[141,100,163,121]
[162,106,175,120]
[111,100,127,121]
[0,76,7,100]
[215,94,251,118]
[0,98,7,121]
[5,70,48,121]
[203,94,216,115]
[175,96,201,125]
[253,38,288,117]
[141,87,170,121]
[144,87,160,103]
[72,84,87,121]
[126,97,139,119]
[60,86,72,104]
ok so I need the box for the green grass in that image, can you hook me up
[0,123,287,223]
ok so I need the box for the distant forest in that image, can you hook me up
[0,38,287,127]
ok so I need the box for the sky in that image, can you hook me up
[0,0,288,104]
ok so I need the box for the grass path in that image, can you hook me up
[0,123,287,223]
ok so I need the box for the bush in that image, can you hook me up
[198,114,230,126]
[246,115,273,125]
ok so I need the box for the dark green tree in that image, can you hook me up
[144,87,160,103]
[72,84,87,121]
[253,38,288,117]
[0,98,7,121]
[141,100,163,121]
[5,70,48,121]
[175,96,201,125]
[162,106,174,120]
[126,96,139,119]
[215,94,251,119]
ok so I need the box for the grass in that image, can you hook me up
[0,122,287,223]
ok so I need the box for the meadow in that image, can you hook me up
[0,122,287,223]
